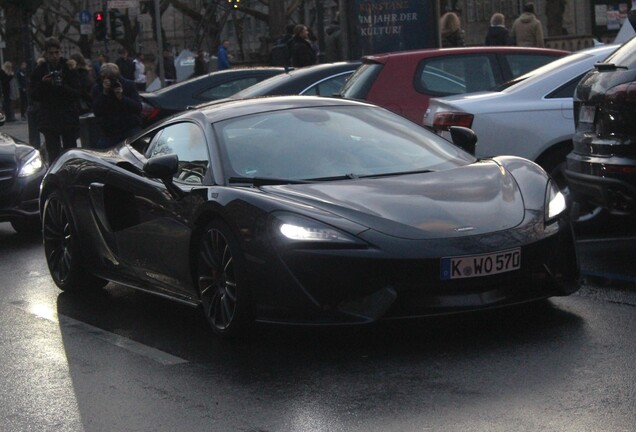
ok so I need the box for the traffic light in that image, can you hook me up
[94,11,107,41]
[110,10,126,41]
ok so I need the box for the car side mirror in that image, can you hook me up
[449,126,477,155]
[143,153,184,198]
[0,112,5,127]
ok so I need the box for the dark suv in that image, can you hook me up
[565,37,636,216]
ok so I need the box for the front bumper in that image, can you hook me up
[252,217,579,325]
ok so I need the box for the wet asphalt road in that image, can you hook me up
[1,220,635,432]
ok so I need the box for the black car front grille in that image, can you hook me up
[0,160,17,192]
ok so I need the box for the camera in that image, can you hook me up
[49,70,63,86]
[111,79,122,89]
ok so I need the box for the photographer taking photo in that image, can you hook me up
[91,62,142,149]
[30,37,81,164]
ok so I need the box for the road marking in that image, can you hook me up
[12,302,188,366]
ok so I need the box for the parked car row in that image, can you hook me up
[5,39,634,338]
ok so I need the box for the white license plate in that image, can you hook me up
[440,248,521,280]
[579,105,595,123]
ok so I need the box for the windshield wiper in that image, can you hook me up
[594,62,628,71]
[358,169,433,179]
[228,176,311,186]
[306,173,359,181]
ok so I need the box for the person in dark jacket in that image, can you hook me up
[17,62,28,120]
[29,37,81,164]
[115,49,135,81]
[91,62,142,149]
[440,12,465,47]
[70,52,95,114]
[193,50,207,77]
[485,12,511,46]
[290,24,317,68]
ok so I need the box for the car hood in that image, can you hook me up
[264,161,525,240]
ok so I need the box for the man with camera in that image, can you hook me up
[29,37,81,164]
[91,62,142,149]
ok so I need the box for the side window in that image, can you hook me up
[197,77,262,101]
[146,122,210,184]
[416,55,497,95]
[547,73,587,99]
[505,54,560,78]
[301,73,352,96]
[130,129,161,155]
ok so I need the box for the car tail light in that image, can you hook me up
[432,112,474,131]
[141,102,161,121]
[604,81,636,105]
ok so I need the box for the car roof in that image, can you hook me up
[499,43,620,93]
[184,95,376,124]
[363,46,570,64]
[232,61,361,97]
[147,67,287,96]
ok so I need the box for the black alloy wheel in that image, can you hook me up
[42,190,106,291]
[197,220,251,337]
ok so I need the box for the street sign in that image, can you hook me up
[79,10,92,24]
[107,0,139,9]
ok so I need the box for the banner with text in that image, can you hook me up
[347,0,439,58]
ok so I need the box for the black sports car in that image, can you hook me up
[0,114,46,234]
[40,96,579,337]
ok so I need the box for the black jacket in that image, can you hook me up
[485,26,511,46]
[91,77,142,138]
[290,36,317,68]
[29,58,81,132]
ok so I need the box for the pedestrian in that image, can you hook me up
[290,24,317,68]
[324,16,343,62]
[0,62,17,122]
[158,48,177,85]
[193,50,207,77]
[92,53,108,78]
[485,13,511,46]
[115,49,135,81]
[91,63,142,149]
[440,12,465,47]
[29,37,81,164]
[70,52,95,115]
[217,40,231,71]
[17,62,28,121]
[133,52,147,92]
[510,2,545,47]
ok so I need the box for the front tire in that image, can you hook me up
[42,190,107,291]
[196,220,252,338]
[10,217,41,235]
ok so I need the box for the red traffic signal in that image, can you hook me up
[94,11,107,41]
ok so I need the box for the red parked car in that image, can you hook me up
[339,46,569,124]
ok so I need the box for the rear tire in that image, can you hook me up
[42,190,107,292]
[196,220,252,338]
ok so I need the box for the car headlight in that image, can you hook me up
[273,213,362,245]
[545,180,567,221]
[18,150,44,178]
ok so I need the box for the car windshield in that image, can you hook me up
[215,105,474,182]
[601,37,636,69]
[339,63,383,99]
